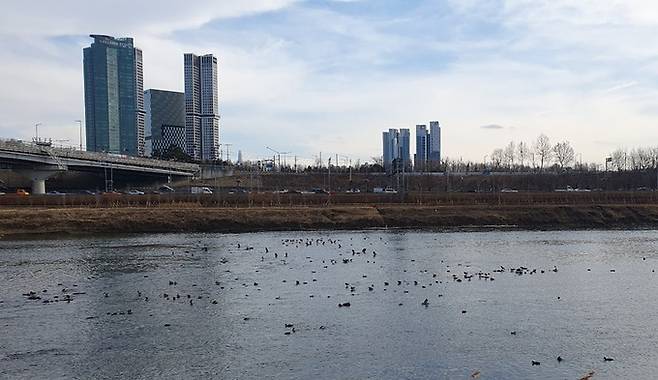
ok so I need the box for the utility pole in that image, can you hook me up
[328,157,331,193]
[266,146,280,171]
[265,146,290,171]
[349,159,352,182]
[224,143,233,163]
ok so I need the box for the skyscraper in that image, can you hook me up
[429,121,441,164]
[382,129,397,172]
[415,124,429,170]
[144,89,185,157]
[382,128,410,173]
[83,34,145,156]
[184,53,220,161]
[399,128,411,169]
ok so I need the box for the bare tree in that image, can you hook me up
[529,151,536,169]
[630,147,653,170]
[553,141,575,169]
[517,141,529,168]
[651,147,658,169]
[606,146,658,170]
[503,141,516,169]
[491,148,504,169]
[610,149,627,171]
[534,134,552,171]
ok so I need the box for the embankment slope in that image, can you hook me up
[2,204,658,238]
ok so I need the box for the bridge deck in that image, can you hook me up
[0,139,199,176]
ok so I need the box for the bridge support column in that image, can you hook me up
[14,167,61,195]
[32,178,46,195]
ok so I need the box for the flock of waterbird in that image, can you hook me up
[16,233,637,378]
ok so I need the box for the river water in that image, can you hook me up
[1,230,658,379]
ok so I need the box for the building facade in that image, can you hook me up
[144,89,185,156]
[184,53,220,161]
[83,34,145,156]
[429,121,441,164]
[382,130,396,172]
[382,128,411,173]
[415,124,429,170]
[414,121,441,171]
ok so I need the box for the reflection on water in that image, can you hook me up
[1,230,658,379]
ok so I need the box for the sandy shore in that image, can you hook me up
[2,204,658,238]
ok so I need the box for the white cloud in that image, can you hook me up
[0,1,298,37]
[2,0,658,164]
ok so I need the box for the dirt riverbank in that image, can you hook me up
[2,204,658,239]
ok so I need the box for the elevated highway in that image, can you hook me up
[0,139,199,194]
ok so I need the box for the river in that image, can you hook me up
[1,230,657,379]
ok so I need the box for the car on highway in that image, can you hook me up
[126,189,145,195]
[191,186,213,194]
[374,187,398,194]
[16,189,29,196]
[158,185,175,193]
[46,190,66,195]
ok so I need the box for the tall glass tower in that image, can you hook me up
[83,35,145,156]
[184,53,219,161]
[429,121,441,164]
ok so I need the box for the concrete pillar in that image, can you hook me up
[14,167,60,195]
[32,178,46,195]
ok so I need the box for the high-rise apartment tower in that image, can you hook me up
[415,125,429,170]
[184,53,220,160]
[382,128,411,173]
[429,121,441,163]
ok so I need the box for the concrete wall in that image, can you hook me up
[200,164,233,179]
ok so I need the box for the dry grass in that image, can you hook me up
[2,204,658,238]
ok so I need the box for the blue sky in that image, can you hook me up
[1,0,658,165]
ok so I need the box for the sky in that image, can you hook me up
[2,0,658,165]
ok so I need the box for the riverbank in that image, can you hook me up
[2,204,658,238]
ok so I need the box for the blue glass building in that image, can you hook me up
[83,35,145,156]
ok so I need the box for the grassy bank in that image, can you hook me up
[2,204,658,238]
